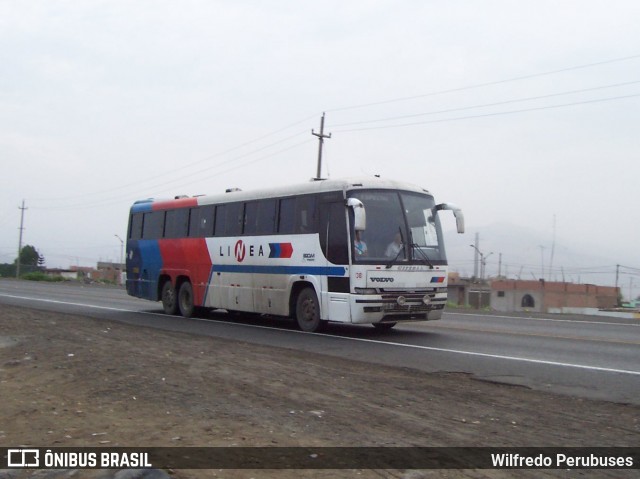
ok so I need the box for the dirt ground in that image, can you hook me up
[0,304,638,479]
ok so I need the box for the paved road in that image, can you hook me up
[1,279,639,405]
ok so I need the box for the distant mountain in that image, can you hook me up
[444,222,619,287]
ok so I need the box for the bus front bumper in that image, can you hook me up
[352,291,447,323]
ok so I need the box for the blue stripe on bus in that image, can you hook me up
[212,264,347,276]
[131,201,154,213]
[129,240,163,300]
[204,264,216,304]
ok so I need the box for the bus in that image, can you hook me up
[125,176,464,332]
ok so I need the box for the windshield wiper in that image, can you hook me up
[411,244,435,269]
[410,231,434,269]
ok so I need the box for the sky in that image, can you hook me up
[1,1,639,296]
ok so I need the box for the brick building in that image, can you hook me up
[491,279,619,313]
[69,263,125,284]
[447,273,492,309]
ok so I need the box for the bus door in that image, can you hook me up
[318,200,351,322]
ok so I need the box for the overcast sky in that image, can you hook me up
[1,1,638,292]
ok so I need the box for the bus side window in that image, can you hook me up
[256,199,276,235]
[214,205,226,236]
[199,205,215,237]
[229,203,244,235]
[243,201,259,236]
[216,203,243,236]
[295,195,317,234]
[188,207,200,237]
[142,211,165,239]
[278,198,295,234]
[164,209,189,238]
[129,213,143,240]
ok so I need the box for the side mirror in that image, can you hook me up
[436,203,465,234]
[347,198,366,231]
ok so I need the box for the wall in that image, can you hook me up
[491,280,619,313]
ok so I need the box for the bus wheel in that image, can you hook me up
[178,281,195,318]
[295,287,325,332]
[373,322,397,331]
[161,281,178,315]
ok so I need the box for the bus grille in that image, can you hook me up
[380,293,444,313]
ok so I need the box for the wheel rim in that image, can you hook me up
[296,289,321,332]
[300,297,317,324]
[175,282,195,317]
[164,288,175,307]
[180,289,191,310]
[162,283,178,314]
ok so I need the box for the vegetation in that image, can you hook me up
[17,245,44,268]
[0,245,49,279]
[0,263,15,277]
[21,272,64,282]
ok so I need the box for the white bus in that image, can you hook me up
[125,176,464,332]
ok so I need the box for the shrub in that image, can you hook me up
[22,272,65,282]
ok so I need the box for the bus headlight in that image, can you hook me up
[396,296,407,306]
[422,295,432,305]
[355,288,377,295]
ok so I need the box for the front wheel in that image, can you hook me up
[295,287,325,332]
[161,281,178,315]
[178,281,195,318]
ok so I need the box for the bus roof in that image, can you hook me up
[131,176,432,211]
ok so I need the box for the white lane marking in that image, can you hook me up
[2,292,639,377]
[0,293,167,317]
[315,334,640,376]
[444,311,640,327]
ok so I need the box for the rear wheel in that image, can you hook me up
[178,281,195,318]
[161,281,178,315]
[295,287,325,332]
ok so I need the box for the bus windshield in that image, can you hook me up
[348,190,446,265]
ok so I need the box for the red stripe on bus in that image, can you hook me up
[152,197,199,211]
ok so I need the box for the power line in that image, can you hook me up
[30,115,319,204]
[20,54,640,209]
[29,138,315,210]
[333,93,640,132]
[146,139,315,198]
[326,53,640,113]
[29,131,312,209]
[330,80,640,128]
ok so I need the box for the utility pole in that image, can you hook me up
[115,235,124,286]
[312,112,331,180]
[470,241,491,281]
[16,200,27,278]
[549,214,556,280]
[472,233,479,280]
[483,252,494,280]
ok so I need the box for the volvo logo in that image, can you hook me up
[371,277,394,283]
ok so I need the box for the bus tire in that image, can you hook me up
[295,287,325,332]
[161,281,178,315]
[178,281,195,318]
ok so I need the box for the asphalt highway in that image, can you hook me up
[1,279,639,405]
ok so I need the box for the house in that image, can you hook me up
[491,279,619,313]
[447,273,492,309]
